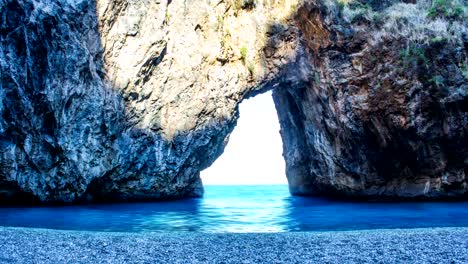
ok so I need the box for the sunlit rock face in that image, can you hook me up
[0,0,298,203]
[273,0,468,199]
[0,0,466,204]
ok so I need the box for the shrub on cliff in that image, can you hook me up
[427,0,465,20]
[372,1,466,45]
[233,0,256,11]
[339,0,376,23]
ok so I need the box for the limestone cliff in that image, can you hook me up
[0,0,298,203]
[274,0,468,199]
[0,0,466,203]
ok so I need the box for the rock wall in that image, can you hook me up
[0,0,298,203]
[273,0,468,199]
[0,0,466,204]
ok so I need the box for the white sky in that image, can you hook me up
[201,91,287,185]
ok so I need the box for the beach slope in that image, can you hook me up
[1,227,467,263]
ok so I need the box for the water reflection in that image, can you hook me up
[0,185,467,232]
[197,185,289,232]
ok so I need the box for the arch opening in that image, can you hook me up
[201,91,286,186]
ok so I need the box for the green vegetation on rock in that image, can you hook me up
[338,0,376,23]
[232,0,256,11]
[427,0,465,20]
[400,43,429,69]
[240,46,247,64]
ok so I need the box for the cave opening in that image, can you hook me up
[200,91,287,186]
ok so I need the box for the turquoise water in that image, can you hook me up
[1,185,468,232]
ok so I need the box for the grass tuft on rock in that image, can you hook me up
[427,0,465,20]
[240,46,247,64]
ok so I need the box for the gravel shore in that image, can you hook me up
[1,227,467,263]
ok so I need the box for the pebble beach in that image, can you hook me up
[1,227,467,263]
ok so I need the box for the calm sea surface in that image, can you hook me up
[1,185,468,233]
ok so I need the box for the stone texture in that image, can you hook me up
[0,0,298,203]
[273,0,468,199]
[0,0,466,204]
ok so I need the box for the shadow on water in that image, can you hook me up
[1,185,468,232]
[283,195,468,231]
[0,199,203,232]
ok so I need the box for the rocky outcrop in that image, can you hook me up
[0,0,298,203]
[273,0,468,199]
[0,0,466,204]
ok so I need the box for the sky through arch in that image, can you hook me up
[201,91,287,185]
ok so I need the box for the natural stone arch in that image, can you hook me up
[0,0,466,204]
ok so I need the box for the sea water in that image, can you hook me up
[0,185,467,233]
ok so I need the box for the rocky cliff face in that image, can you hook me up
[274,0,467,198]
[0,0,298,203]
[0,0,466,204]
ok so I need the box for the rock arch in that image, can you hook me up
[0,0,466,204]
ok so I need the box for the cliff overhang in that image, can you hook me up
[0,0,466,204]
